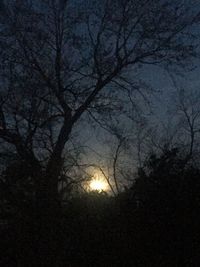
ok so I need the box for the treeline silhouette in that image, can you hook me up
[1,148,200,267]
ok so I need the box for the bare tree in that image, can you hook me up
[173,86,200,162]
[0,0,199,217]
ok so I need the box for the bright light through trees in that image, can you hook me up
[89,173,109,192]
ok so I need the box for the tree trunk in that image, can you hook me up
[32,163,64,266]
[32,122,72,265]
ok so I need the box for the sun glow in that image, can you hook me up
[90,179,107,191]
[89,172,109,192]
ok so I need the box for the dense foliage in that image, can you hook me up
[1,149,200,266]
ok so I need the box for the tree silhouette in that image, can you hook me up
[0,0,200,265]
[127,148,200,266]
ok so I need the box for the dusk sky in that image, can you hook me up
[1,1,200,266]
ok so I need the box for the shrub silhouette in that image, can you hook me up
[1,149,200,266]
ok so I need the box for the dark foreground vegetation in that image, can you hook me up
[1,148,200,267]
[1,0,200,266]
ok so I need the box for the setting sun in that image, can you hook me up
[90,179,108,191]
[88,170,109,192]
